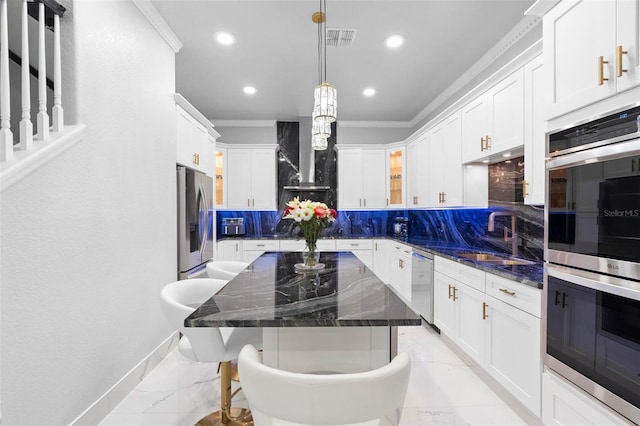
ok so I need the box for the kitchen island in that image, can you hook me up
[185,251,421,373]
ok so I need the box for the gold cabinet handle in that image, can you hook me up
[448,284,453,299]
[499,288,516,296]
[598,56,609,85]
[363,198,367,207]
[485,135,491,150]
[480,137,485,152]
[193,153,200,165]
[617,45,628,77]
[482,302,488,320]
[453,286,458,301]
[522,180,529,197]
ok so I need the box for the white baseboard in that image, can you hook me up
[69,332,180,426]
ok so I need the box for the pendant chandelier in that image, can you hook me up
[311,0,336,150]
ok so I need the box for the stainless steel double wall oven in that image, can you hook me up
[545,105,640,424]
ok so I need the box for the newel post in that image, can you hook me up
[0,0,14,161]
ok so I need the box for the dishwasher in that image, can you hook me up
[411,248,438,331]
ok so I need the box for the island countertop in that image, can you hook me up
[185,251,422,328]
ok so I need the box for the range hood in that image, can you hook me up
[283,117,330,191]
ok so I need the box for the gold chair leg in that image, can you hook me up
[195,361,252,426]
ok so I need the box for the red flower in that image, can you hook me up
[314,206,327,218]
[284,206,293,216]
[329,208,337,218]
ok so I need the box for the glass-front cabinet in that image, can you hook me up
[386,146,405,208]
[215,147,226,208]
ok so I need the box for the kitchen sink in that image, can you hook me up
[456,252,535,266]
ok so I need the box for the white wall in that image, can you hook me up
[336,125,412,145]
[0,1,177,424]
[215,124,277,145]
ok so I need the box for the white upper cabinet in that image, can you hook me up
[461,94,490,163]
[338,148,386,209]
[461,69,525,163]
[176,104,216,176]
[487,68,525,156]
[407,135,430,208]
[226,147,277,210]
[429,111,463,207]
[386,146,406,208]
[523,55,546,205]
[544,0,640,119]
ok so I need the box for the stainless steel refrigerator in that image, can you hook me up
[177,165,214,279]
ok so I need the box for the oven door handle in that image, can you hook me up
[546,138,640,170]
[546,264,640,302]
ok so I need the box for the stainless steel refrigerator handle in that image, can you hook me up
[198,183,208,255]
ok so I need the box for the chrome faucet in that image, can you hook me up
[488,211,519,258]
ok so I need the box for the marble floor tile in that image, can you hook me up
[100,325,536,426]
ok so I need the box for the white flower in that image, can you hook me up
[292,208,305,222]
[301,207,314,221]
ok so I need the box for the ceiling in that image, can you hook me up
[152,0,535,124]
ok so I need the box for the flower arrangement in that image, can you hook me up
[283,197,337,267]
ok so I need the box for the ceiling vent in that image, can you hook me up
[326,28,357,47]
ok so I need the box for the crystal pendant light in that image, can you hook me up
[312,118,330,150]
[311,0,337,146]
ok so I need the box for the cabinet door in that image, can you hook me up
[461,94,489,163]
[372,239,389,284]
[442,112,463,206]
[487,68,524,155]
[217,240,242,261]
[176,106,201,171]
[362,149,386,208]
[428,120,447,206]
[524,55,546,205]
[407,137,429,207]
[454,282,486,366]
[616,0,640,92]
[226,149,252,209]
[386,147,405,208]
[338,149,364,209]
[544,0,616,118]
[433,271,455,337]
[215,148,226,208]
[192,121,212,175]
[485,296,542,416]
[250,149,276,209]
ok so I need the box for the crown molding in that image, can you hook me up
[337,121,412,128]
[525,0,561,17]
[410,15,541,127]
[131,0,183,53]
[212,120,277,127]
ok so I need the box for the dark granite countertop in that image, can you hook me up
[185,251,422,328]
[217,235,543,289]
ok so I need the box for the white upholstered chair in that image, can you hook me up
[206,260,250,281]
[238,344,411,426]
[160,279,262,425]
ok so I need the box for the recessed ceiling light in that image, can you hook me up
[383,34,405,49]
[243,86,257,95]
[502,152,512,158]
[213,31,236,46]
[482,160,490,163]
[363,88,376,97]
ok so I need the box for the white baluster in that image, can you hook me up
[52,13,63,132]
[20,0,33,150]
[0,0,14,161]
[37,1,49,141]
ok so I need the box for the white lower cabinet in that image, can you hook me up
[434,255,542,417]
[542,370,632,426]
[217,240,243,261]
[388,243,412,302]
[242,240,279,263]
[336,239,373,269]
[485,294,541,416]
[372,239,390,284]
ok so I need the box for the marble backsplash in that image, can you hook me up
[216,204,544,261]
